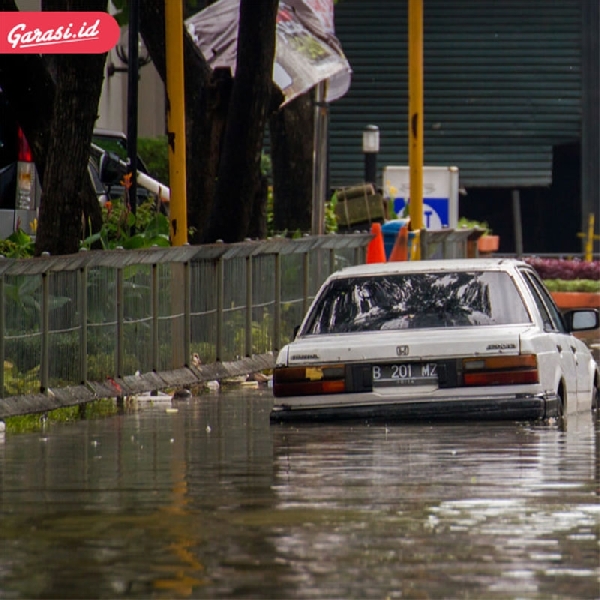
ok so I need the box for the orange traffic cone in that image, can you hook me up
[389,224,409,261]
[366,222,386,264]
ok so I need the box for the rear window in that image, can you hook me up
[302,271,532,335]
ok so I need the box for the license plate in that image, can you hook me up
[372,362,438,386]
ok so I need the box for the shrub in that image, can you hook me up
[524,257,600,281]
[138,135,169,185]
[543,279,600,293]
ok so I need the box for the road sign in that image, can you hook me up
[382,165,459,230]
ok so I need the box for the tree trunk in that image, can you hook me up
[141,0,232,243]
[35,50,106,255]
[269,92,315,234]
[203,0,278,243]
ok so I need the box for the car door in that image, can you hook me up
[521,270,579,409]
[526,272,594,405]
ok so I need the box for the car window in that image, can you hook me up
[302,271,532,335]
[520,269,567,333]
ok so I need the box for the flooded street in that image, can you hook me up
[0,389,598,599]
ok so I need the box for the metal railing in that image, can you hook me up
[0,229,476,418]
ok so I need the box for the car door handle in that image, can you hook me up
[556,344,562,353]
[570,345,577,354]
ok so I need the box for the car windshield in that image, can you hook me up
[302,271,532,334]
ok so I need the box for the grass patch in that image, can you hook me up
[4,398,118,434]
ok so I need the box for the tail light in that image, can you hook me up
[274,365,346,397]
[16,127,35,210]
[462,355,538,386]
[17,127,33,162]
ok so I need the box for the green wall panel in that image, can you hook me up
[330,0,582,190]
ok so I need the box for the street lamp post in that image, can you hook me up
[127,0,140,219]
[363,124,380,190]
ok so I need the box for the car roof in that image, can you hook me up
[329,258,530,280]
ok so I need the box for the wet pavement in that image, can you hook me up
[0,389,598,599]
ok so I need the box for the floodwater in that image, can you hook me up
[0,389,598,600]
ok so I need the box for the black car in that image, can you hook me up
[0,89,163,239]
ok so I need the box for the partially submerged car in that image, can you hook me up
[271,258,600,423]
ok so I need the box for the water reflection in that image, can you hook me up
[0,391,597,599]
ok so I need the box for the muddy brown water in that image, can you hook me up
[0,389,598,599]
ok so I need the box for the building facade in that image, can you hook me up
[330,0,599,254]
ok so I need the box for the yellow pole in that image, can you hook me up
[165,0,187,246]
[408,0,424,255]
[585,213,594,262]
[577,213,600,261]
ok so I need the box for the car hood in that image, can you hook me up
[278,325,534,366]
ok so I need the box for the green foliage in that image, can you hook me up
[325,191,339,234]
[138,135,170,186]
[543,279,600,293]
[267,188,339,238]
[4,399,118,434]
[0,228,35,258]
[457,217,491,235]
[4,360,39,396]
[81,197,170,250]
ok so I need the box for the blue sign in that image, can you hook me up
[393,197,450,229]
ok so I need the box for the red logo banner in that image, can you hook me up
[0,12,120,54]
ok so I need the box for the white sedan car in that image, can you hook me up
[270,258,599,423]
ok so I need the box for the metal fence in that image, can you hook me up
[0,229,477,417]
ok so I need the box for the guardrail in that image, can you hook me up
[0,229,480,418]
[0,234,370,417]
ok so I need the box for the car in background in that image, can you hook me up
[0,88,167,239]
[90,128,151,203]
[270,258,600,423]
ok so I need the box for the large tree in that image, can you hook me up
[0,0,105,256]
[269,92,314,234]
[141,0,280,244]
[202,0,279,243]
[139,0,230,245]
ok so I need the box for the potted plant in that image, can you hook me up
[458,218,500,255]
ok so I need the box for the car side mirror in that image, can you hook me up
[565,308,599,332]
[98,151,122,186]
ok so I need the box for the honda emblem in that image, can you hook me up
[396,345,409,357]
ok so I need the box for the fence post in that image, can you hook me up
[79,266,88,385]
[303,251,310,316]
[353,245,361,267]
[116,267,124,378]
[274,253,281,353]
[420,229,427,260]
[216,257,224,362]
[152,263,159,371]
[184,261,191,367]
[41,272,49,393]
[245,254,253,357]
